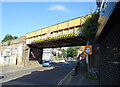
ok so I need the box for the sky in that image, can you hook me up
[1,1,97,41]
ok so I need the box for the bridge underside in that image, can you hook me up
[28,36,87,48]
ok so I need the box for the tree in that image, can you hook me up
[81,12,99,41]
[13,36,18,39]
[66,47,73,57]
[61,49,67,58]
[2,34,18,42]
[66,46,80,57]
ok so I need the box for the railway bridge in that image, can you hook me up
[25,14,92,63]
[26,14,91,48]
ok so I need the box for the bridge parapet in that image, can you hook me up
[26,14,91,45]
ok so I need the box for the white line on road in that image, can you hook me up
[56,61,77,87]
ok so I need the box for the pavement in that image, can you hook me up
[1,64,42,74]
[0,64,43,83]
[68,61,99,86]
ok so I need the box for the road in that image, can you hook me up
[1,61,76,86]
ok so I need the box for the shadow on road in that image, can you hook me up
[2,61,75,86]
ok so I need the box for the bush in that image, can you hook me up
[86,73,97,80]
[81,13,99,41]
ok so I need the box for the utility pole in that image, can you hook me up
[86,41,89,73]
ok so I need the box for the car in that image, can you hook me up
[42,60,53,67]
[59,59,65,63]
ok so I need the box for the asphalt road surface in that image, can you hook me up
[1,61,76,86]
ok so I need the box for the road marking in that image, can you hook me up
[56,69,73,87]
[56,61,78,87]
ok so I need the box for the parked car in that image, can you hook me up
[59,59,65,63]
[42,60,53,67]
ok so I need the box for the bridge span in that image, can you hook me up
[26,14,91,48]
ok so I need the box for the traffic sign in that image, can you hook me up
[84,45,92,55]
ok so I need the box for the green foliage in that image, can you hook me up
[86,74,97,80]
[61,49,67,58]
[66,46,80,57]
[2,34,18,42]
[13,36,18,39]
[54,56,59,60]
[8,41,11,45]
[82,13,99,41]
